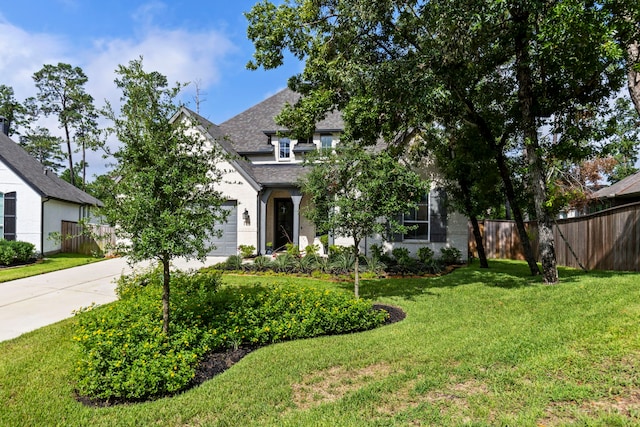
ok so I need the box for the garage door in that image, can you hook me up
[206,201,238,256]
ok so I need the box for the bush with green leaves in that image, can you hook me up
[238,245,255,258]
[0,240,36,265]
[75,268,223,400]
[440,247,462,265]
[224,255,244,270]
[252,255,273,272]
[74,267,386,401]
[417,247,434,263]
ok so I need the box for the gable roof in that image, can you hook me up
[590,171,640,200]
[219,88,344,154]
[0,132,103,206]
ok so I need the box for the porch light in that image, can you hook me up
[243,208,250,225]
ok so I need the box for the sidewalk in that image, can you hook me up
[0,256,225,343]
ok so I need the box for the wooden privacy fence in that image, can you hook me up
[469,202,640,272]
[61,221,116,256]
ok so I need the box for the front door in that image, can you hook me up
[274,198,294,251]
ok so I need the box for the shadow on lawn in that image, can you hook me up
[343,259,583,300]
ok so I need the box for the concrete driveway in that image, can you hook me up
[0,256,226,343]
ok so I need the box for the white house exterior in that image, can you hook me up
[179,89,468,259]
[0,128,103,255]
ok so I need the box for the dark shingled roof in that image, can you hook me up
[219,88,344,153]
[250,164,310,187]
[591,171,640,200]
[0,131,103,206]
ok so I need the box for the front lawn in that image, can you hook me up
[1,260,639,426]
[0,253,105,283]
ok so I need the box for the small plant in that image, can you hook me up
[304,244,320,256]
[238,245,255,258]
[417,247,434,263]
[319,234,329,253]
[285,243,300,257]
[225,255,244,270]
[391,247,410,262]
[369,244,384,259]
[271,253,297,273]
[363,255,386,276]
[252,255,273,272]
[265,242,273,254]
[329,252,356,275]
[440,247,462,265]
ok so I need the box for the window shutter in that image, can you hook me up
[429,189,447,242]
[4,192,16,241]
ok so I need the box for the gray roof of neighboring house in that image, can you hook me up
[0,131,103,206]
[219,88,344,154]
[590,171,640,200]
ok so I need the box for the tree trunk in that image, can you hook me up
[162,257,171,335]
[628,41,640,116]
[469,215,488,268]
[458,176,488,268]
[512,4,558,284]
[353,239,360,299]
[64,123,75,187]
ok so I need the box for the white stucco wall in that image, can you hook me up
[0,161,43,251]
[42,199,83,254]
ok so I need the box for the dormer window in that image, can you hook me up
[278,137,291,161]
[320,134,333,152]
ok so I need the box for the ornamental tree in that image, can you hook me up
[101,58,229,334]
[301,144,429,298]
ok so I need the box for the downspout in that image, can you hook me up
[41,197,51,256]
[256,190,262,255]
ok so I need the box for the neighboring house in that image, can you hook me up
[178,89,468,258]
[589,171,640,212]
[0,123,103,254]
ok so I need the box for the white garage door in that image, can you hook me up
[207,201,238,256]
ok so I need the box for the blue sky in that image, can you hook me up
[0,0,301,176]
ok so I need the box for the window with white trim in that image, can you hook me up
[403,193,429,240]
[320,134,333,152]
[278,137,291,161]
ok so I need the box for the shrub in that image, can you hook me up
[271,253,297,273]
[391,247,410,261]
[329,252,356,274]
[417,247,434,263]
[369,244,384,259]
[74,269,224,400]
[440,247,462,265]
[304,244,320,256]
[285,243,300,257]
[224,255,244,270]
[252,255,273,272]
[0,240,35,265]
[297,253,320,274]
[74,269,386,401]
[238,245,255,258]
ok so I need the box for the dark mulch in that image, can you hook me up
[77,304,405,407]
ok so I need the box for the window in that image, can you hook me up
[320,134,333,152]
[2,192,16,241]
[0,193,4,238]
[278,137,291,161]
[403,193,429,240]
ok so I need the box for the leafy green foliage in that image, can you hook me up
[74,268,385,400]
[100,57,230,333]
[440,247,462,265]
[301,144,428,297]
[0,241,35,265]
[238,245,256,258]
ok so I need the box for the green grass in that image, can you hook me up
[0,253,105,283]
[1,259,640,426]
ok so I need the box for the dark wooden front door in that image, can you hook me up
[274,198,294,251]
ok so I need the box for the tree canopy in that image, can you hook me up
[247,0,640,283]
[101,58,229,334]
[301,144,428,297]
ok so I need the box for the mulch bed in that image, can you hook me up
[77,304,406,407]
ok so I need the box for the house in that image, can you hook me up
[180,89,469,258]
[589,171,640,211]
[0,122,103,254]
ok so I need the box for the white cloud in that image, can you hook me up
[0,15,237,178]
